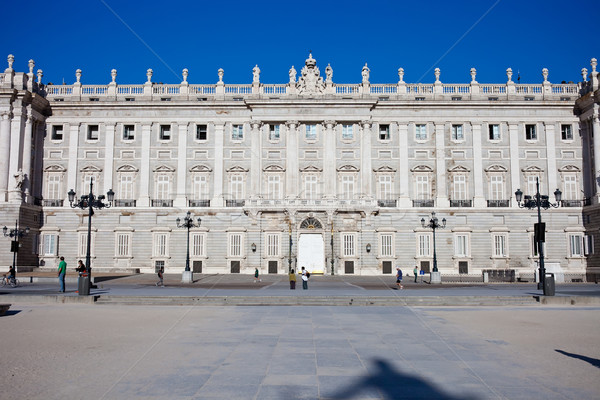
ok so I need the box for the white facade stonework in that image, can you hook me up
[1,54,599,280]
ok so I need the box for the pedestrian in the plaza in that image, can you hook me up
[156,266,164,287]
[395,267,403,289]
[301,266,309,290]
[413,266,418,283]
[254,267,261,283]
[76,260,87,276]
[58,256,67,292]
[289,268,296,290]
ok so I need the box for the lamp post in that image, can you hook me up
[287,219,292,273]
[515,178,561,296]
[421,212,446,283]
[68,181,114,295]
[3,220,30,273]
[330,224,335,276]
[176,211,201,283]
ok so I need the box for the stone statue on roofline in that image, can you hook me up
[362,63,370,84]
[297,53,325,95]
[289,66,297,83]
[253,65,260,84]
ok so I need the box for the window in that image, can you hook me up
[418,234,431,257]
[191,233,205,257]
[193,175,208,199]
[379,176,392,200]
[119,175,134,199]
[156,175,170,200]
[527,176,538,197]
[415,124,427,140]
[116,233,131,257]
[569,234,583,257]
[83,175,95,193]
[379,124,390,140]
[266,233,280,257]
[43,233,58,256]
[489,124,500,141]
[304,175,318,199]
[78,232,94,258]
[531,234,545,257]
[269,124,280,141]
[452,176,467,200]
[493,234,507,257]
[490,176,504,200]
[229,233,243,257]
[153,233,168,257]
[584,235,594,256]
[123,125,135,140]
[455,234,469,257]
[561,124,573,141]
[380,234,393,257]
[231,125,243,140]
[342,124,354,140]
[230,175,244,200]
[451,124,464,141]
[563,175,577,200]
[305,124,317,140]
[47,175,61,199]
[51,125,63,140]
[342,233,356,257]
[267,175,281,199]
[415,176,429,199]
[196,124,207,141]
[341,175,354,199]
[159,125,171,140]
[87,125,99,140]
[525,124,537,140]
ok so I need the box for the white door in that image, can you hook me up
[297,234,325,274]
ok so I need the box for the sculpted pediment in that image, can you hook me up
[410,165,433,173]
[44,164,66,172]
[448,165,470,173]
[300,165,322,173]
[264,164,285,172]
[190,164,212,173]
[521,165,544,173]
[153,165,175,173]
[484,164,508,173]
[226,165,249,173]
[558,164,580,172]
[116,164,139,172]
[337,165,359,172]
[374,166,396,173]
[80,165,102,173]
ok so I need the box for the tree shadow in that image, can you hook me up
[555,349,600,368]
[327,358,478,399]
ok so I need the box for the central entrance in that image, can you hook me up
[297,234,325,274]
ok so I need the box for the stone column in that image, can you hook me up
[509,124,521,207]
[323,121,336,199]
[22,114,33,203]
[398,123,410,207]
[8,105,24,202]
[593,111,600,203]
[212,123,225,207]
[103,123,115,195]
[66,123,80,203]
[137,123,152,207]
[434,124,448,207]
[285,121,299,199]
[0,111,12,202]
[545,123,558,192]
[360,121,373,199]
[472,123,486,207]
[249,121,262,198]
[175,123,188,207]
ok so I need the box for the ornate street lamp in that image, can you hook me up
[330,223,335,276]
[287,218,293,273]
[177,211,201,283]
[68,181,114,295]
[515,177,561,296]
[421,212,446,277]
[3,220,30,273]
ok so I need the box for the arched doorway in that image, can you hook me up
[297,217,325,274]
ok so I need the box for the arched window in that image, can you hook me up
[300,217,323,229]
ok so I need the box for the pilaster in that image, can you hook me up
[22,113,33,203]
[434,123,448,207]
[175,123,188,207]
[360,120,372,199]
[66,123,80,204]
[212,123,225,207]
[509,124,521,208]
[137,123,152,207]
[103,123,115,195]
[285,121,299,199]
[398,123,411,207]
[472,123,486,207]
[0,111,12,202]
[249,121,262,198]
[323,121,336,199]
[8,105,24,203]
[545,123,558,192]
[593,111,600,202]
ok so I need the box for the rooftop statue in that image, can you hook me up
[297,53,325,95]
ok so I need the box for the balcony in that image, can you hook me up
[449,200,472,208]
[43,199,64,207]
[561,199,583,208]
[114,199,136,207]
[151,199,173,207]
[413,199,434,207]
[189,199,210,207]
[226,200,245,207]
[377,199,397,208]
[487,200,510,207]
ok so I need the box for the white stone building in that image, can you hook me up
[1,54,599,280]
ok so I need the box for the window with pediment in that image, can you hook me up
[116,165,139,201]
[79,165,102,194]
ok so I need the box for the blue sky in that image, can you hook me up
[2,0,598,85]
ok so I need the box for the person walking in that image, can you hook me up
[289,268,296,290]
[413,266,419,283]
[58,256,67,292]
[254,267,261,283]
[301,266,309,290]
[395,267,403,289]
[156,266,164,287]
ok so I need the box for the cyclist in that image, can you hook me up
[3,266,16,285]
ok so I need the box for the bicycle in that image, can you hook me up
[1,277,19,288]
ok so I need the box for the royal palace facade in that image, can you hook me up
[1,54,599,280]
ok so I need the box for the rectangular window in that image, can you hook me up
[563,175,577,200]
[525,124,537,140]
[231,125,243,140]
[415,124,427,140]
[379,176,392,200]
[230,176,244,200]
[267,175,281,199]
[569,234,583,257]
[266,233,280,257]
[87,125,99,140]
[83,175,95,193]
[418,234,431,257]
[119,175,133,199]
[455,234,468,257]
[193,176,208,199]
[379,124,390,140]
[416,176,429,200]
[490,176,504,200]
[191,233,205,257]
[380,234,393,257]
[584,235,594,256]
[305,124,317,140]
[305,175,318,199]
[527,176,538,197]
[451,124,464,141]
[196,124,207,141]
[43,234,58,256]
[47,175,61,199]
[116,233,131,257]
[78,232,90,258]
[51,125,63,140]
[453,176,467,200]
[489,124,500,140]
[229,233,242,257]
[123,125,135,140]
[153,233,168,257]
[342,124,354,140]
[342,233,356,257]
[156,175,170,199]
[269,124,280,141]
[493,234,507,257]
[341,175,354,199]
[561,124,573,140]
[159,125,171,140]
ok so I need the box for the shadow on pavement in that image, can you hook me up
[556,349,600,369]
[327,358,478,400]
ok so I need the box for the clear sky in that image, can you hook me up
[2,0,598,85]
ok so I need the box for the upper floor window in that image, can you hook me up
[119,175,134,199]
[342,125,354,140]
[415,124,427,141]
[305,125,317,140]
[196,124,207,141]
[489,175,504,200]
[563,175,577,200]
[415,175,429,200]
[527,176,539,197]
[569,234,583,257]
[159,125,171,140]
[525,124,537,140]
[379,124,390,140]
[452,175,467,200]
[304,175,318,199]
[451,124,464,141]
[47,175,61,199]
[156,175,170,199]
[87,125,99,141]
[378,175,393,200]
[123,125,135,140]
[269,124,280,141]
[267,175,281,199]
[51,125,63,140]
[561,124,573,141]
[230,175,244,199]
[341,175,354,199]
[232,125,243,140]
[193,175,209,199]
[489,124,500,141]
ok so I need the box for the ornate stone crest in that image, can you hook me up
[297,53,325,95]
